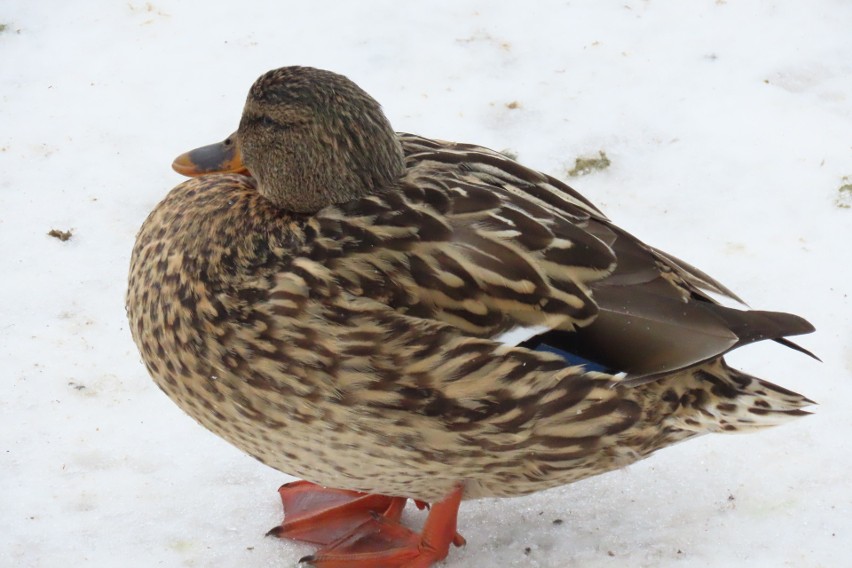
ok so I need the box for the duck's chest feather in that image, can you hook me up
[127,174,311,444]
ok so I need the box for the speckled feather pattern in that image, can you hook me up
[127,134,810,502]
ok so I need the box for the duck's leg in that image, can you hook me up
[267,481,408,546]
[300,486,466,568]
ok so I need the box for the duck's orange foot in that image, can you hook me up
[266,481,408,546]
[298,486,465,568]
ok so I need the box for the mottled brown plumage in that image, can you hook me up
[127,66,815,566]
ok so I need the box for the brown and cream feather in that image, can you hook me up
[127,66,814,505]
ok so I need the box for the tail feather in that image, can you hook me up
[773,336,821,361]
[657,359,814,434]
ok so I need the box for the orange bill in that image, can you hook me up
[171,131,249,177]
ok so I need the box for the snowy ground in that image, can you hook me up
[2,2,851,567]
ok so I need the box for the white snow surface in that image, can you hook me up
[2,2,851,567]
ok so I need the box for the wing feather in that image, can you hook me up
[304,133,813,376]
[309,141,617,337]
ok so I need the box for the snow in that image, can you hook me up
[2,1,850,567]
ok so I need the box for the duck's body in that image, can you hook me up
[127,67,814,566]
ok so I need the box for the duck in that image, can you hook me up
[127,66,816,567]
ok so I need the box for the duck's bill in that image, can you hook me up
[172,132,249,177]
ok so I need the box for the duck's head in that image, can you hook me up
[172,66,405,213]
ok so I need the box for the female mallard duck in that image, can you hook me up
[127,66,815,567]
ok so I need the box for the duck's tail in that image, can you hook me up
[651,358,814,434]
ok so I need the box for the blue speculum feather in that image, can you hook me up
[531,342,611,373]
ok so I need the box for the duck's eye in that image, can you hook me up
[223,137,233,146]
[244,114,291,130]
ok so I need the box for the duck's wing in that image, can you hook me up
[310,141,617,341]
[567,218,816,381]
[399,134,744,305]
[309,134,814,379]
